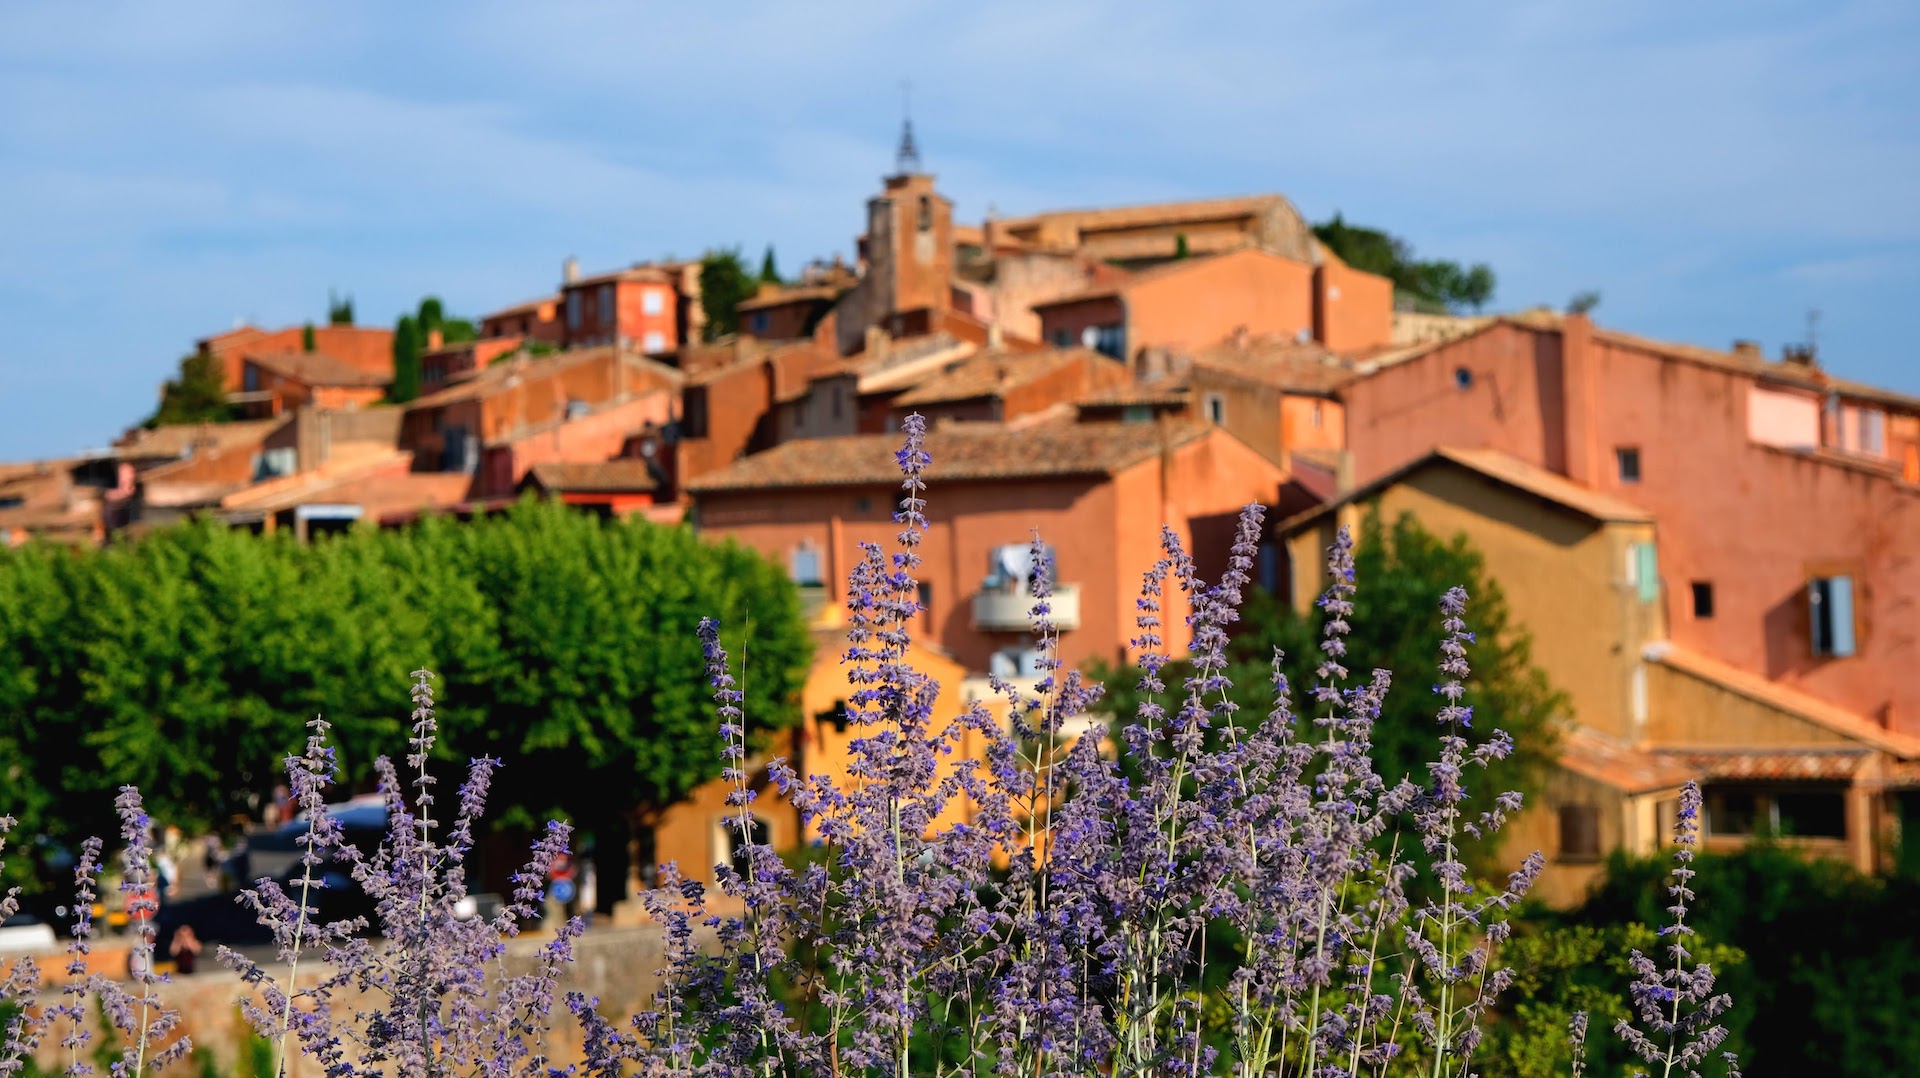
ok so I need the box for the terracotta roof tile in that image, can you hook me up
[113,418,287,460]
[406,345,682,409]
[894,348,1117,407]
[688,419,1213,493]
[1189,338,1358,395]
[246,351,390,388]
[1275,446,1654,536]
[526,459,660,493]
[1667,749,1867,782]
[1557,726,1696,794]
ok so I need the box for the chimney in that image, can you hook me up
[1783,343,1818,368]
[1732,339,1761,359]
[1231,325,1250,350]
[563,257,581,284]
[426,328,444,351]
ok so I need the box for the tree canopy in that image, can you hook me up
[145,352,235,428]
[0,500,811,896]
[700,248,754,341]
[1313,213,1496,314]
[758,245,781,285]
[327,291,355,325]
[390,315,422,403]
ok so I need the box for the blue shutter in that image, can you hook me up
[1829,575,1856,657]
[1634,543,1659,603]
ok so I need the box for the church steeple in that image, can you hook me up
[896,117,922,175]
[894,80,922,175]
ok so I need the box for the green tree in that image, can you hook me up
[1173,233,1190,259]
[1567,290,1602,316]
[390,315,422,403]
[301,322,317,352]
[699,247,754,341]
[0,502,810,915]
[146,352,234,427]
[1313,213,1498,314]
[327,291,355,325]
[759,244,781,285]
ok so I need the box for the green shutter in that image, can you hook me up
[1635,542,1660,604]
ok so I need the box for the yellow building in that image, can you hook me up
[646,611,989,911]
[1276,447,1920,905]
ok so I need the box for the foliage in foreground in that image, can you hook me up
[1,416,1737,1076]
[0,498,810,897]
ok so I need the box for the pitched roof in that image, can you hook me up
[737,283,847,312]
[113,418,287,460]
[1643,642,1920,758]
[1075,382,1191,409]
[245,351,390,388]
[1189,338,1358,396]
[687,419,1213,493]
[1356,311,1920,415]
[525,459,660,494]
[893,348,1116,407]
[1275,446,1654,536]
[480,294,561,320]
[406,345,683,410]
[1556,725,1695,795]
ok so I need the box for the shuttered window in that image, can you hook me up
[1558,805,1602,861]
[1809,574,1856,657]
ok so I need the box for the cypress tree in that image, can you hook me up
[391,315,422,403]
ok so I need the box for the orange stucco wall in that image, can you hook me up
[693,430,1286,675]
[1344,319,1920,736]
[1313,256,1395,353]
[1126,250,1316,355]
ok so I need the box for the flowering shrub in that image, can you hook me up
[1,414,1736,1077]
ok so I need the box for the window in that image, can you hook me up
[790,543,823,586]
[566,291,582,330]
[749,311,770,337]
[599,284,615,324]
[682,388,708,438]
[565,399,589,420]
[1809,574,1857,657]
[642,289,665,316]
[1121,404,1153,424]
[917,195,932,232]
[832,385,845,421]
[1454,367,1474,390]
[1615,446,1642,483]
[1205,394,1227,425]
[1707,787,1846,839]
[1628,541,1659,604]
[1705,789,1758,836]
[1088,324,1126,360]
[254,446,297,480]
[853,496,872,514]
[642,331,666,354]
[1051,328,1072,347]
[916,581,932,619]
[722,815,772,882]
[1557,804,1602,862]
[1310,401,1324,428]
[243,366,260,392]
[442,426,474,473]
[1860,408,1886,455]
[1691,581,1715,619]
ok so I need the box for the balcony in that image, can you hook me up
[972,583,1081,632]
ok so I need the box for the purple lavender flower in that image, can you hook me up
[1615,781,1737,1078]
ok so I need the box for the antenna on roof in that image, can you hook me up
[895,79,922,175]
[1806,307,1821,360]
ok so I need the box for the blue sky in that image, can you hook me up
[2,1,1915,460]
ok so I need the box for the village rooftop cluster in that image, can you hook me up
[6,127,1920,907]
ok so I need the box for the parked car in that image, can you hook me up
[0,913,58,955]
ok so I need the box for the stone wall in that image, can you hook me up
[23,923,676,1076]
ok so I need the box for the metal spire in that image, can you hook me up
[896,79,921,174]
